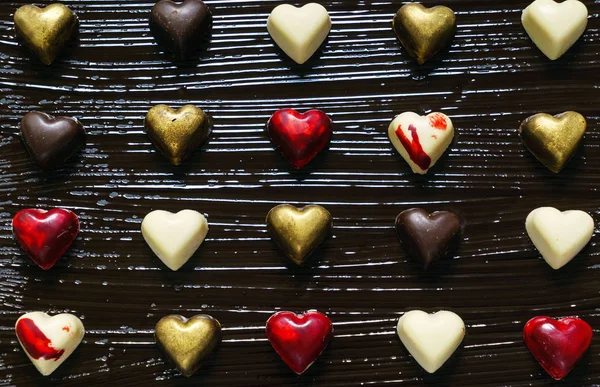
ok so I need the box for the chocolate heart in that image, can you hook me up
[392,3,456,64]
[266,204,332,265]
[14,4,78,65]
[266,310,333,375]
[395,208,462,269]
[12,208,80,270]
[144,105,211,165]
[267,108,333,169]
[15,312,85,376]
[524,316,592,380]
[519,111,586,173]
[155,314,222,377]
[150,0,212,59]
[21,112,86,170]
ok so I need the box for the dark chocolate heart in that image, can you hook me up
[150,0,212,59]
[395,208,462,269]
[21,112,86,170]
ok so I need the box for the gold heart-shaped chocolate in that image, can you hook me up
[392,3,456,64]
[155,314,222,377]
[14,3,78,65]
[144,104,212,165]
[266,204,332,265]
[519,111,586,173]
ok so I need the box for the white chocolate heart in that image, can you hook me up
[397,310,465,373]
[522,0,588,60]
[267,3,331,64]
[141,209,209,271]
[15,312,84,376]
[388,112,454,174]
[525,207,594,270]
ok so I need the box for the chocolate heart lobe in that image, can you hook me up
[395,208,462,269]
[21,112,86,170]
[150,0,212,59]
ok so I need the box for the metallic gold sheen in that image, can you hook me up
[392,3,456,65]
[155,314,222,377]
[14,4,78,65]
[144,104,211,165]
[266,204,332,265]
[519,111,586,173]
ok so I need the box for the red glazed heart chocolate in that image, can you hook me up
[395,208,462,269]
[21,112,86,170]
[266,310,333,374]
[267,108,332,169]
[12,208,80,270]
[150,0,212,59]
[523,316,592,380]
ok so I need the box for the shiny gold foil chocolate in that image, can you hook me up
[519,111,586,173]
[14,3,78,65]
[392,3,456,65]
[144,104,211,165]
[155,314,222,377]
[266,204,332,265]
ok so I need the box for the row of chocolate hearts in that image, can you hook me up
[18,107,587,175]
[11,205,594,271]
[12,1,589,66]
[15,309,592,381]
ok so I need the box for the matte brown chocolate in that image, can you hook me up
[150,0,212,59]
[20,112,86,170]
[395,208,462,269]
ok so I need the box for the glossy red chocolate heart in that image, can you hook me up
[267,108,332,169]
[266,310,333,374]
[12,208,79,270]
[523,316,592,380]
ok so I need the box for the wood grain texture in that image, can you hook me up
[0,0,599,386]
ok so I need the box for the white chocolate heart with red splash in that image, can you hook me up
[388,112,454,174]
[397,310,465,373]
[525,207,594,269]
[142,209,209,271]
[15,312,85,376]
[522,0,588,60]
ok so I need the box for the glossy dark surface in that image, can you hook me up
[0,0,600,386]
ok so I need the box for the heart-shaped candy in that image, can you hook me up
[21,111,86,170]
[12,208,79,270]
[267,108,332,169]
[388,112,454,174]
[525,207,593,270]
[15,312,85,376]
[395,208,462,269]
[155,314,222,377]
[524,316,592,380]
[14,3,78,65]
[392,3,456,64]
[267,3,331,64]
[266,204,332,265]
[266,310,333,374]
[397,310,465,373]
[519,111,585,173]
[141,209,208,270]
[150,0,212,59]
[522,0,588,60]
[144,104,212,165]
